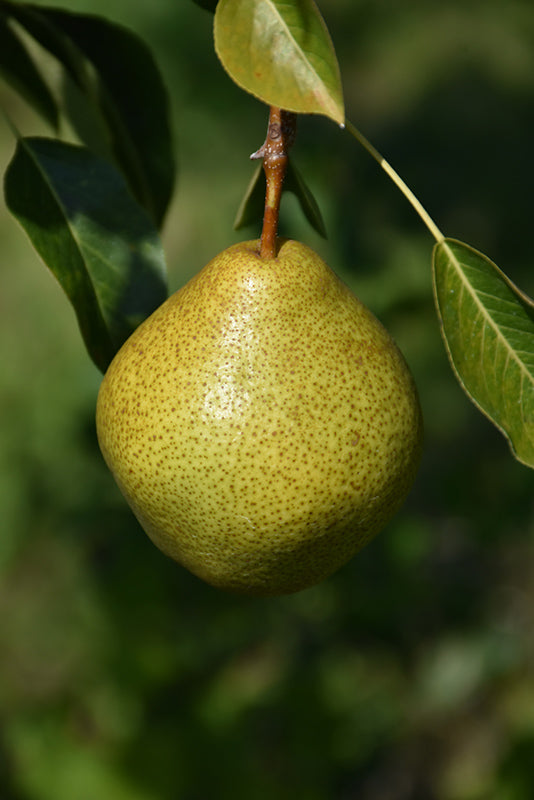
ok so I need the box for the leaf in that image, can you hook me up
[433,238,534,468]
[2,2,176,228]
[214,0,344,125]
[40,8,176,228]
[0,14,58,128]
[1,0,89,86]
[191,0,218,11]
[285,158,327,237]
[4,137,168,374]
[233,162,265,231]
[234,158,326,237]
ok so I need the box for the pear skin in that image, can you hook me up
[96,239,423,595]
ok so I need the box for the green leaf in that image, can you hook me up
[233,162,265,231]
[234,159,326,237]
[433,238,534,468]
[191,0,218,11]
[2,2,176,228]
[285,158,327,237]
[0,14,58,128]
[214,0,344,125]
[1,1,88,86]
[4,137,167,374]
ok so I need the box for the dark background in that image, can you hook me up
[1,1,533,798]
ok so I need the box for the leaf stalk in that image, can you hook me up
[345,119,445,244]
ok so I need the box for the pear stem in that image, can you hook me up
[251,107,297,260]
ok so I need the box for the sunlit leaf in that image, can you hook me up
[234,159,326,237]
[214,0,344,125]
[433,238,534,468]
[2,2,176,228]
[0,14,58,128]
[4,137,167,374]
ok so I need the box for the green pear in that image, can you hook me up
[96,239,423,596]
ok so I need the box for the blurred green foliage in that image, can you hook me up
[1,1,533,798]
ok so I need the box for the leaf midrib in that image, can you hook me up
[25,139,112,329]
[262,0,337,115]
[443,241,534,389]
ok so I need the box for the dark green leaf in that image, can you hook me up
[233,162,265,231]
[433,238,534,468]
[192,0,218,11]
[0,0,90,87]
[0,14,58,128]
[214,0,344,125]
[4,137,167,374]
[234,158,326,238]
[40,8,176,228]
[2,2,175,228]
[285,159,327,238]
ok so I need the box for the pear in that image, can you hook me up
[96,239,423,596]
